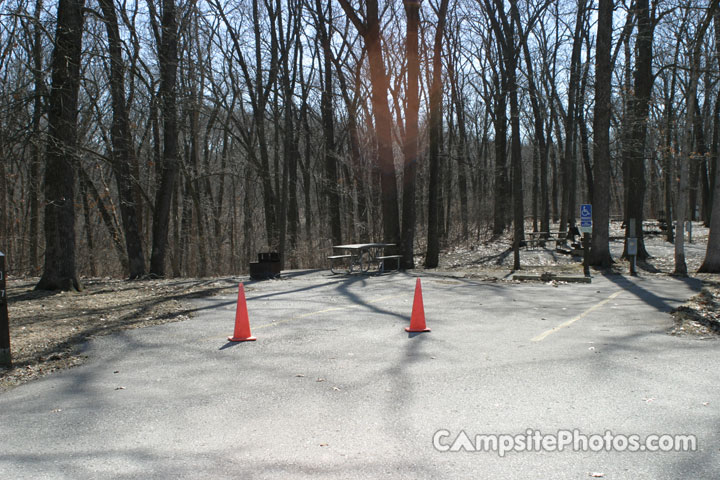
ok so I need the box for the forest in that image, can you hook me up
[0,0,719,291]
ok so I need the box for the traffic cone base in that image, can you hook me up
[228,334,256,342]
[406,278,430,333]
[405,326,430,333]
[228,283,256,342]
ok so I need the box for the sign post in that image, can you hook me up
[580,205,592,277]
[0,252,10,368]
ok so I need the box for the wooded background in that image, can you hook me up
[0,0,719,289]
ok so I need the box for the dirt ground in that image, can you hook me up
[1,278,241,391]
[1,221,718,391]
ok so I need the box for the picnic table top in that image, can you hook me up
[332,243,395,250]
[527,231,567,236]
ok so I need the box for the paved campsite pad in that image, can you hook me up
[1,271,719,479]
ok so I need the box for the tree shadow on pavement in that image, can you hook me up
[601,272,702,313]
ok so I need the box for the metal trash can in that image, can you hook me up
[249,252,281,280]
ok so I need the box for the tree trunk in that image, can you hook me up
[505,1,523,270]
[423,0,449,268]
[710,95,719,227]
[561,0,586,234]
[699,143,720,271]
[492,72,509,235]
[590,0,614,267]
[400,0,420,269]
[36,0,85,291]
[338,0,400,249]
[366,3,399,248]
[28,0,45,274]
[662,64,678,243]
[99,0,147,279]
[149,0,179,277]
[519,24,549,236]
[317,0,342,246]
[698,120,720,273]
[692,1,720,272]
[623,0,653,260]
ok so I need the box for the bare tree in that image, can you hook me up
[622,0,655,260]
[27,0,45,274]
[590,0,614,267]
[315,0,342,246]
[98,0,147,279]
[559,0,588,235]
[36,0,86,291]
[681,0,719,274]
[400,0,421,269]
[699,7,720,272]
[338,0,400,249]
[149,0,180,277]
[424,0,450,268]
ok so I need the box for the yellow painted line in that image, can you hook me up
[531,290,623,342]
[253,294,403,330]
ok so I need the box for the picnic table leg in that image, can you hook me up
[330,259,340,274]
[359,251,371,272]
[348,253,358,273]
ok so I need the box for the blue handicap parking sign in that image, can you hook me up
[580,204,592,220]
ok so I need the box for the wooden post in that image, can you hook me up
[628,219,637,276]
[0,252,10,368]
[583,232,590,276]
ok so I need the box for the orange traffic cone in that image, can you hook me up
[405,278,430,333]
[228,283,257,342]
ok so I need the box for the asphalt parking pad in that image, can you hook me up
[1,271,718,479]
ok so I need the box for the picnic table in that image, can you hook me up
[524,231,568,249]
[328,243,401,274]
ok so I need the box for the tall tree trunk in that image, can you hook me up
[338,0,400,249]
[400,0,420,269]
[492,72,509,235]
[255,0,279,247]
[708,10,720,227]
[423,0,449,268]
[578,54,593,203]
[688,0,720,272]
[366,3,399,248]
[710,91,720,228]
[149,0,179,277]
[286,15,301,258]
[590,0,614,267]
[550,134,559,222]
[99,0,147,279]
[506,1,523,270]
[692,95,709,224]
[316,0,342,246]
[519,22,549,236]
[28,0,45,274]
[560,0,586,234]
[623,0,653,260]
[276,0,299,269]
[700,139,720,271]
[36,0,85,291]
[662,61,678,243]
